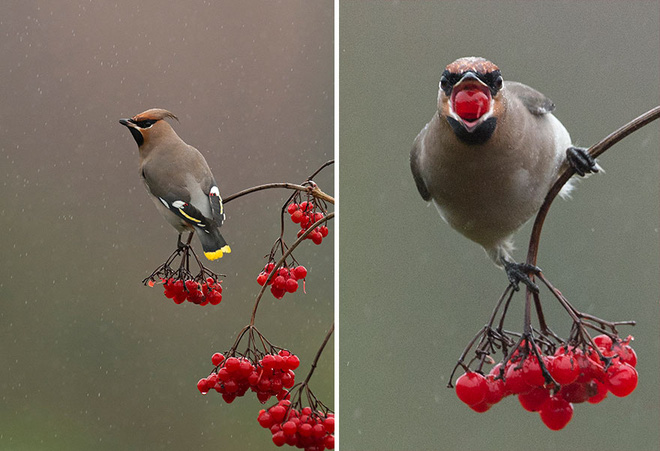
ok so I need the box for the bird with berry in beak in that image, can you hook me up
[410,57,598,290]
[120,108,231,261]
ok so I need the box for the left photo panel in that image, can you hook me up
[1,2,334,450]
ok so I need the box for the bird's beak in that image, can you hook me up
[449,73,493,133]
[119,118,134,128]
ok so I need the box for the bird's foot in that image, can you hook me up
[177,232,194,250]
[566,146,600,177]
[502,259,541,293]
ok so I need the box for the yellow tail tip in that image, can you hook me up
[204,245,231,261]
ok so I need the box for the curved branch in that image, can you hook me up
[223,182,334,205]
[223,160,335,205]
[526,105,660,267]
[302,322,334,386]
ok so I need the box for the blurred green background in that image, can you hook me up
[1,2,333,450]
[339,1,658,450]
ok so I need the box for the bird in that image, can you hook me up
[119,108,231,261]
[410,57,598,289]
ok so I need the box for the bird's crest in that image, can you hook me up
[132,108,179,122]
[445,57,500,75]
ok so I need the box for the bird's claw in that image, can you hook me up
[567,146,599,177]
[502,260,541,293]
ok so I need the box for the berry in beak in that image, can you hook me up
[450,73,492,132]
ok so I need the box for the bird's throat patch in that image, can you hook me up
[447,116,497,145]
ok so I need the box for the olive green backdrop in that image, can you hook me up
[339,1,659,450]
[1,2,333,449]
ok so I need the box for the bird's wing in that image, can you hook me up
[410,124,432,201]
[505,81,555,116]
[141,163,217,230]
[201,175,225,226]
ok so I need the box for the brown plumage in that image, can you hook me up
[120,108,231,260]
[411,57,580,266]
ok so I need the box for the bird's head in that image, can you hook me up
[119,108,179,147]
[437,57,503,144]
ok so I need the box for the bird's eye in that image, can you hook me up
[440,76,449,93]
[493,75,503,91]
[135,119,157,128]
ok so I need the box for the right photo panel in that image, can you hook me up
[339,2,659,450]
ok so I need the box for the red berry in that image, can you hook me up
[613,342,637,367]
[239,359,253,376]
[320,225,329,237]
[185,280,199,293]
[211,352,225,366]
[207,290,222,305]
[262,354,276,369]
[593,334,613,351]
[257,272,268,286]
[271,286,286,300]
[282,370,295,388]
[606,362,638,397]
[559,382,593,404]
[222,392,237,404]
[504,363,532,395]
[324,434,335,449]
[299,423,313,437]
[286,355,300,370]
[269,405,287,423]
[282,420,297,436]
[173,293,187,304]
[469,400,491,412]
[272,431,286,446]
[484,374,505,405]
[292,266,307,280]
[547,354,579,385]
[518,386,550,412]
[273,275,286,290]
[455,372,488,406]
[312,423,325,439]
[258,410,273,428]
[291,210,304,224]
[522,356,545,387]
[323,416,335,433]
[287,203,298,215]
[285,278,299,293]
[539,396,573,431]
[453,87,490,121]
[225,357,240,373]
[588,379,608,404]
[197,378,209,394]
[311,231,323,245]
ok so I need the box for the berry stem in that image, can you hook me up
[249,212,335,326]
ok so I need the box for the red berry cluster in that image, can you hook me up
[455,335,638,430]
[197,350,299,404]
[197,355,255,403]
[258,399,335,450]
[162,276,223,306]
[287,202,329,245]
[252,350,299,403]
[257,262,308,300]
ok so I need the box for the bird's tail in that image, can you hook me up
[196,226,231,261]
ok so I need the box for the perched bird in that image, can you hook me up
[410,57,598,288]
[119,108,231,260]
